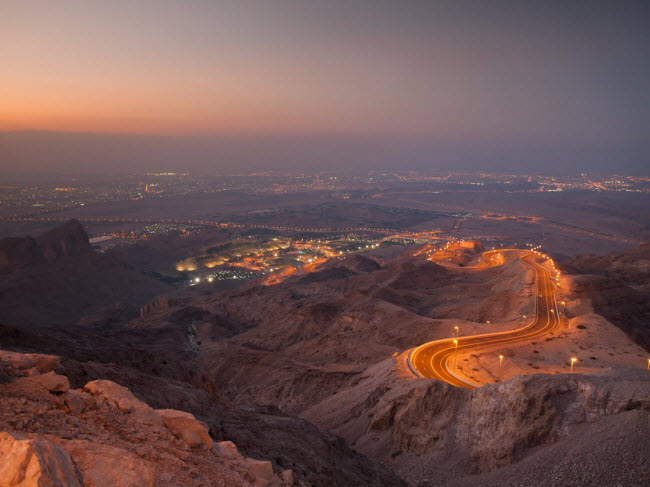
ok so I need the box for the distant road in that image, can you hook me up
[408,249,560,389]
[0,215,407,235]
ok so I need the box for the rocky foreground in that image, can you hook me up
[0,349,302,487]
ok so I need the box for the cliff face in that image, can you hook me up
[0,221,171,326]
[37,219,91,261]
[0,219,91,271]
[566,243,650,352]
[302,358,650,486]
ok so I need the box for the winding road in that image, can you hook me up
[408,249,560,389]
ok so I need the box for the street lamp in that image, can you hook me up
[487,320,491,326]
[453,339,458,373]
[570,357,577,373]
[454,326,459,337]
[499,355,504,367]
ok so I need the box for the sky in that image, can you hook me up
[1,1,649,175]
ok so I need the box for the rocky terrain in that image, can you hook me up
[0,220,171,325]
[0,349,303,486]
[0,219,92,269]
[302,356,650,486]
[0,322,403,487]
[1,221,649,485]
[565,244,650,351]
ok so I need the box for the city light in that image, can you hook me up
[570,357,578,373]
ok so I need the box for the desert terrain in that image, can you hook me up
[0,220,648,485]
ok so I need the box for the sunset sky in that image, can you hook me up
[1,1,649,174]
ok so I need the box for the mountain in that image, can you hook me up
[0,221,171,326]
[1,239,648,485]
[565,243,650,351]
[0,219,91,270]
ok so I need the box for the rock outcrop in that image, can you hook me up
[0,219,90,272]
[0,432,81,487]
[0,221,171,326]
[156,409,213,448]
[63,389,95,415]
[84,379,163,426]
[0,350,60,378]
[140,296,173,318]
[15,371,70,393]
[37,219,92,262]
[64,440,155,487]
[0,349,305,486]
[303,358,650,485]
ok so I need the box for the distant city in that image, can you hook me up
[2,170,647,220]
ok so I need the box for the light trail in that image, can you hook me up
[408,249,560,389]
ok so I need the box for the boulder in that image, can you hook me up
[24,367,40,377]
[155,409,213,448]
[243,458,281,487]
[0,431,81,487]
[28,354,61,374]
[215,440,242,459]
[64,440,154,487]
[15,371,69,393]
[83,380,162,426]
[0,350,60,376]
[279,469,297,486]
[63,389,95,415]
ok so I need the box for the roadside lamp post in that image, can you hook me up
[454,326,459,337]
[499,355,504,367]
[487,320,491,326]
[570,357,577,373]
[453,340,458,373]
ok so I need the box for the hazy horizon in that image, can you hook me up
[2,129,648,177]
[2,1,649,176]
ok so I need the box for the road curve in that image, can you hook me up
[408,249,560,389]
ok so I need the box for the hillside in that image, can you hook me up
[1,238,649,485]
[566,243,650,351]
[0,220,171,325]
